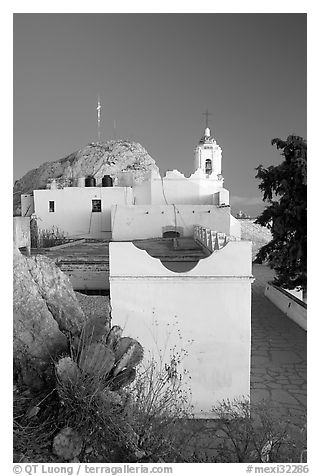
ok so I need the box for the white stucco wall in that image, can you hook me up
[13,217,31,249]
[21,194,35,217]
[133,169,226,206]
[132,179,151,205]
[230,214,242,239]
[217,189,229,206]
[34,187,134,238]
[110,240,253,418]
[111,204,232,240]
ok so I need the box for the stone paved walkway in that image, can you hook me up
[251,265,307,426]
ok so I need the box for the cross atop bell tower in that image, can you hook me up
[202,109,213,138]
[194,110,222,178]
[203,109,212,129]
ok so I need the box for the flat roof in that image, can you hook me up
[133,237,209,261]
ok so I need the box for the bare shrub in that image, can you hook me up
[38,226,69,248]
[209,398,307,463]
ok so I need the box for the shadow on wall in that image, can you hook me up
[160,260,199,272]
[132,237,210,273]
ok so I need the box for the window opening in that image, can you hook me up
[92,199,102,212]
[49,201,55,213]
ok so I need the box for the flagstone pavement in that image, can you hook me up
[251,265,307,426]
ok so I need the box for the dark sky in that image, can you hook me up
[13,13,306,216]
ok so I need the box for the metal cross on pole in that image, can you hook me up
[203,109,212,128]
[113,119,117,140]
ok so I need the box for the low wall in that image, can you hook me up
[58,262,109,291]
[264,283,307,331]
[13,217,31,250]
[110,239,253,418]
[111,204,231,241]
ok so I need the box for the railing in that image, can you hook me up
[193,225,232,252]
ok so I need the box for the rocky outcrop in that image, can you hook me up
[13,247,87,389]
[239,219,272,260]
[13,140,158,215]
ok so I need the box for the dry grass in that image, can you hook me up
[13,322,306,464]
[13,348,198,463]
[13,387,61,463]
[13,382,307,463]
[37,226,69,248]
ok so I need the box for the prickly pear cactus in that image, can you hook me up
[109,367,137,391]
[55,357,81,386]
[55,323,144,395]
[79,315,110,348]
[113,339,144,376]
[52,427,82,461]
[78,343,115,378]
[105,325,123,350]
[114,337,135,361]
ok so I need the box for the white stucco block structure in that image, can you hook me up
[111,204,234,241]
[132,168,229,206]
[110,240,253,418]
[33,187,134,238]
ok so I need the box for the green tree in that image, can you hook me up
[255,135,307,294]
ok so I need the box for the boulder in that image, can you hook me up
[52,427,83,461]
[13,247,86,389]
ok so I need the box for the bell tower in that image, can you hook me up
[194,111,222,179]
